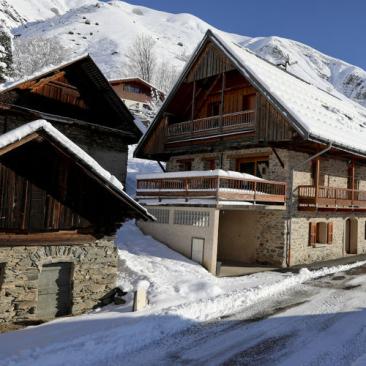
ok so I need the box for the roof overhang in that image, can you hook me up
[0,120,155,221]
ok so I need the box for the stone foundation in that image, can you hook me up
[0,240,118,324]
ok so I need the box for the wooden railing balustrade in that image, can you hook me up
[136,174,286,204]
[298,185,366,210]
[166,110,255,141]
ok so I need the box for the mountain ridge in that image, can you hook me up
[1,0,365,107]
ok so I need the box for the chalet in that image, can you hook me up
[134,30,366,275]
[0,120,153,324]
[110,77,164,126]
[0,54,142,185]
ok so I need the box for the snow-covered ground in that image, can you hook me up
[1,221,366,366]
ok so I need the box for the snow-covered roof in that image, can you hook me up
[136,30,366,158]
[212,31,366,155]
[137,169,263,181]
[0,53,89,93]
[0,120,155,221]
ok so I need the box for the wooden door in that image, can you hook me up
[37,262,72,319]
[191,238,205,264]
[345,218,358,254]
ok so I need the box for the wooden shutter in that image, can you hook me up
[327,222,334,244]
[309,222,316,245]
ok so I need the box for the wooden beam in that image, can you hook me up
[219,72,225,132]
[0,132,40,157]
[20,71,66,91]
[187,74,222,118]
[314,157,320,206]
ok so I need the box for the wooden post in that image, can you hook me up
[253,181,257,202]
[220,72,225,132]
[351,159,355,205]
[314,158,320,207]
[191,81,196,136]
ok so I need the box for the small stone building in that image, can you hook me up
[0,120,153,324]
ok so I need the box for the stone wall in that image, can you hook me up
[290,213,366,265]
[165,148,366,267]
[0,240,118,324]
[218,209,286,266]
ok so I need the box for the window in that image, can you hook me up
[124,84,141,94]
[177,159,192,172]
[174,210,210,227]
[207,101,221,116]
[236,157,269,178]
[309,222,333,245]
[242,94,256,111]
[148,208,169,224]
[203,158,217,171]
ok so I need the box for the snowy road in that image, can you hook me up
[120,265,366,366]
[2,223,366,366]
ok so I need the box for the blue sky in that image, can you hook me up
[122,0,366,70]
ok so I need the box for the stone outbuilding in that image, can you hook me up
[0,120,154,324]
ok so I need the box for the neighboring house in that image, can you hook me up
[0,55,155,324]
[0,120,153,324]
[110,77,164,126]
[0,55,142,185]
[134,30,366,275]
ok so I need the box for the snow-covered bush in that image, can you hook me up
[12,36,72,79]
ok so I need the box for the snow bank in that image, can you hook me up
[1,221,366,366]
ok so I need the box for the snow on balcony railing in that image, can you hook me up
[136,170,286,204]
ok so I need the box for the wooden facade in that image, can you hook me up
[0,130,145,240]
[137,40,296,160]
[110,77,164,104]
[0,55,141,184]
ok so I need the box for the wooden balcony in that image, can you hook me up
[136,171,286,205]
[166,110,255,142]
[298,186,366,211]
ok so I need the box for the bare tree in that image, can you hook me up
[12,36,72,79]
[126,34,156,83]
[153,61,179,94]
[0,26,13,82]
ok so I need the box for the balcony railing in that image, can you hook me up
[298,185,366,210]
[136,171,286,204]
[166,110,255,142]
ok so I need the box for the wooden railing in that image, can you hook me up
[136,174,286,204]
[298,185,366,210]
[166,110,255,141]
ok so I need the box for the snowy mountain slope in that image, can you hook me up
[2,0,366,107]
[0,0,95,28]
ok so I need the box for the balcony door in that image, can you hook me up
[236,157,268,179]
